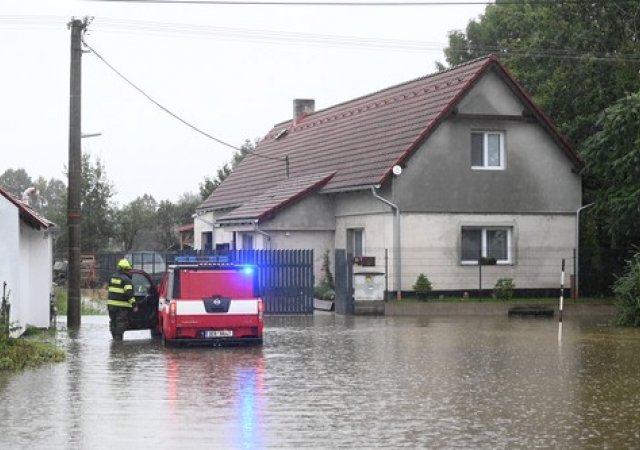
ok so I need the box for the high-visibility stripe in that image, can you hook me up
[109,287,126,294]
[110,278,122,285]
[107,300,134,308]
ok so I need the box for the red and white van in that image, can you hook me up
[157,258,264,346]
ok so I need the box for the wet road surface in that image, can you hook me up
[1,313,640,448]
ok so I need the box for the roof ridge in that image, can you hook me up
[270,54,494,131]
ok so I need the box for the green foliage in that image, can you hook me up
[117,194,158,251]
[80,154,118,253]
[582,91,640,248]
[0,168,33,197]
[0,335,65,371]
[314,250,335,300]
[441,1,640,147]
[200,139,257,200]
[613,251,640,327]
[494,278,515,301]
[413,273,432,300]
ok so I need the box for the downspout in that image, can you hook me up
[371,186,401,300]
[254,220,271,250]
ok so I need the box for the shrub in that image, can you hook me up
[314,250,335,301]
[413,273,432,300]
[613,251,640,327]
[494,278,515,300]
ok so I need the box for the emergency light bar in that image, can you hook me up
[175,255,230,264]
[173,256,256,274]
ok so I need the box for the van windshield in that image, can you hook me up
[177,269,256,299]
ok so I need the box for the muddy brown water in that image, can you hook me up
[1,314,639,448]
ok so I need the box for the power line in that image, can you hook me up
[82,35,286,161]
[81,37,242,151]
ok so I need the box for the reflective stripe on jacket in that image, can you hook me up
[107,272,135,308]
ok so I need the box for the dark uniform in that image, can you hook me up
[107,270,135,340]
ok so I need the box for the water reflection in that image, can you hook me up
[1,314,639,448]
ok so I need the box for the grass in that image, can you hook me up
[54,287,107,316]
[0,332,65,371]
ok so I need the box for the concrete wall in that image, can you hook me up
[385,301,617,318]
[393,71,581,214]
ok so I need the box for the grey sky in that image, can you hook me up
[1,0,485,205]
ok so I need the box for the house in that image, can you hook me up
[0,186,55,334]
[194,55,582,293]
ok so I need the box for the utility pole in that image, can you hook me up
[67,17,89,329]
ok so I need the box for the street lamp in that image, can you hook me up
[575,203,594,300]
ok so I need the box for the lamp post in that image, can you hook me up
[575,203,594,300]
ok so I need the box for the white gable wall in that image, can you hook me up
[0,195,52,335]
[0,195,20,331]
[19,223,52,329]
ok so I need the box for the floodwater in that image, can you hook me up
[1,313,640,449]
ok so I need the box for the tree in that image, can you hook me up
[582,91,640,247]
[0,168,33,197]
[81,154,117,253]
[152,193,201,250]
[200,139,256,199]
[440,0,640,147]
[117,194,158,251]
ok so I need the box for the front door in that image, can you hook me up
[127,270,159,331]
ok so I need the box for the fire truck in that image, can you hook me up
[125,256,264,346]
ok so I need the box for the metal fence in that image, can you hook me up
[97,249,315,315]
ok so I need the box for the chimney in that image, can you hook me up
[293,99,315,122]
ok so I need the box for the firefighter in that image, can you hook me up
[107,258,136,341]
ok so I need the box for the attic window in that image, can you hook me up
[275,129,288,140]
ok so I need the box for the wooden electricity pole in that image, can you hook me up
[67,17,88,329]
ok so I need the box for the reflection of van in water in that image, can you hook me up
[124,251,166,277]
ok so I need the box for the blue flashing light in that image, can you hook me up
[241,266,255,275]
[174,255,230,264]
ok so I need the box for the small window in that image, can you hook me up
[471,131,505,170]
[348,228,365,257]
[461,226,512,264]
[242,234,254,250]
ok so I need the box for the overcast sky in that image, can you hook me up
[1,0,486,205]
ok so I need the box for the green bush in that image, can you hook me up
[314,250,335,300]
[413,273,432,300]
[494,278,515,300]
[0,335,65,371]
[613,251,640,327]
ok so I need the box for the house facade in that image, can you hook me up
[0,187,54,334]
[194,55,582,293]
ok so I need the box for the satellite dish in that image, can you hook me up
[392,165,402,176]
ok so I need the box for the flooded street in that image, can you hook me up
[1,313,640,448]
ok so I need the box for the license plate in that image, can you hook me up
[204,330,233,338]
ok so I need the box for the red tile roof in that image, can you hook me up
[200,55,580,212]
[218,172,334,223]
[0,186,54,230]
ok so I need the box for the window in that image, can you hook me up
[471,131,504,169]
[242,234,254,250]
[461,227,512,264]
[348,228,365,257]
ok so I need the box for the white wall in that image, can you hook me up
[0,195,52,334]
[0,196,20,331]
[336,209,576,291]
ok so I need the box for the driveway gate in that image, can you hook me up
[169,249,314,315]
[99,249,315,315]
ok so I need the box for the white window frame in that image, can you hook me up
[471,131,505,170]
[461,226,512,265]
[348,228,365,257]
